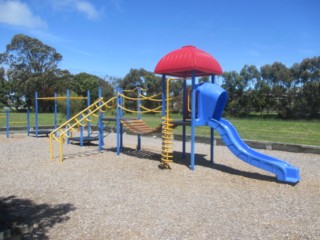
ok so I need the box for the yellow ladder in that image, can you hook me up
[160,78,176,169]
[49,97,116,162]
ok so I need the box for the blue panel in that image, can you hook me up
[195,83,228,125]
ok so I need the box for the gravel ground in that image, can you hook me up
[0,132,319,240]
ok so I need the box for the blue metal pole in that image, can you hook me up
[182,80,187,159]
[54,92,57,130]
[87,90,91,137]
[120,88,123,149]
[35,92,38,138]
[98,115,103,151]
[27,108,30,136]
[67,89,70,144]
[6,110,9,138]
[98,89,103,151]
[66,89,70,121]
[137,87,141,151]
[210,75,215,164]
[98,87,104,148]
[116,87,121,155]
[190,72,196,170]
[80,114,84,147]
[161,75,166,118]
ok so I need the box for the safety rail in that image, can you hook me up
[0,110,30,138]
[49,97,116,162]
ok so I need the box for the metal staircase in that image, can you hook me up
[49,97,116,162]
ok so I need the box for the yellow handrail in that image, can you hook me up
[140,105,162,113]
[139,92,162,101]
[49,96,116,162]
[122,87,147,93]
[119,93,141,101]
[118,104,162,114]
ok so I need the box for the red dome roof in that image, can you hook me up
[154,45,223,78]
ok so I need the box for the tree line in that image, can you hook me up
[0,34,114,112]
[1,34,319,119]
[222,58,320,119]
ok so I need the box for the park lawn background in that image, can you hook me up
[1,112,319,146]
[134,114,320,146]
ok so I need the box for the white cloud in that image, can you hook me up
[75,1,99,20]
[0,0,47,29]
[50,0,101,20]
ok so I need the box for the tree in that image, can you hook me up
[240,65,261,113]
[291,57,320,118]
[299,57,320,84]
[99,78,114,100]
[251,79,273,116]
[260,63,288,116]
[72,73,100,97]
[222,71,247,116]
[0,67,11,109]
[119,68,164,113]
[0,34,63,110]
[240,65,260,89]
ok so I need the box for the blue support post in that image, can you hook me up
[210,75,215,163]
[120,88,123,149]
[80,114,84,147]
[98,116,103,151]
[161,75,166,118]
[66,89,70,144]
[116,87,121,155]
[98,87,104,150]
[54,92,57,130]
[87,90,91,137]
[190,72,196,170]
[182,80,187,159]
[27,108,30,136]
[35,92,39,138]
[137,87,141,151]
[6,110,9,138]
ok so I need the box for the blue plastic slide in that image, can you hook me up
[208,118,300,183]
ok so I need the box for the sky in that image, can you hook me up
[0,0,319,79]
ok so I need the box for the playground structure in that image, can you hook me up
[29,89,89,138]
[49,86,164,161]
[49,45,300,183]
[0,110,30,138]
[154,45,300,183]
[49,96,116,160]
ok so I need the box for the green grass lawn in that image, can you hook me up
[1,111,319,146]
[0,112,67,127]
[135,113,320,146]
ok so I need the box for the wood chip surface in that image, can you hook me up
[0,133,319,239]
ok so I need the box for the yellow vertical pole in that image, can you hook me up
[49,134,54,160]
[59,137,63,162]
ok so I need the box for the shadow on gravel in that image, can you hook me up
[211,163,276,182]
[106,146,276,183]
[0,195,76,239]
